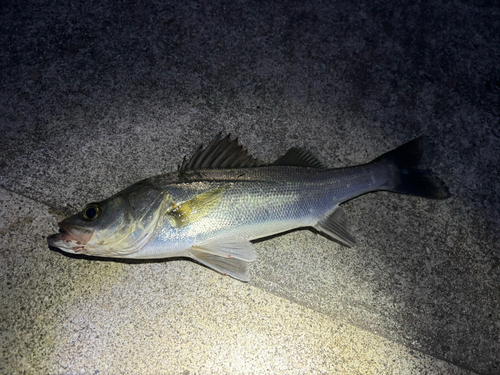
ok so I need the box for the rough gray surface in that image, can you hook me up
[1,0,499,374]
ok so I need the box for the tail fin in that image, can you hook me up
[373,137,451,199]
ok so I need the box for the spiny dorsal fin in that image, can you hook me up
[272,147,325,168]
[168,186,225,227]
[178,133,264,172]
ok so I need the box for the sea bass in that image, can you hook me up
[48,134,450,281]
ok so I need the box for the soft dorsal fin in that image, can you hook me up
[272,147,325,168]
[178,133,264,172]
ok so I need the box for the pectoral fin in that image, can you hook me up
[189,249,250,281]
[314,206,356,247]
[168,186,225,227]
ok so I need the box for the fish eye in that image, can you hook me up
[83,203,101,221]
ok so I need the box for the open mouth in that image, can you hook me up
[59,223,93,244]
[47,223,93,252]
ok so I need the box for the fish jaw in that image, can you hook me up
[47,222,94,254]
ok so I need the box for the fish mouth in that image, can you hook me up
[47,223,93,252]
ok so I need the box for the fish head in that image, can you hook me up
[48,183,169,257]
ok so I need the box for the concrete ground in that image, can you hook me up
[1,1,499,374]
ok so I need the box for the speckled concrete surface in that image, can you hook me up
[1,0,499,374]
[1,188,473,374]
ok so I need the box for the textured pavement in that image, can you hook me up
[1,1,499,374]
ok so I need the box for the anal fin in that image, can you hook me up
[314,206,356,247]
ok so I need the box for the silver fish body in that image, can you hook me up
[48,134,450,281]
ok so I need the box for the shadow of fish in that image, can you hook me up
[48,134,450,281]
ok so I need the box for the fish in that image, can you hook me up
[48,134,450,281]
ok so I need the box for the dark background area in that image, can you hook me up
[1,1,499,374]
